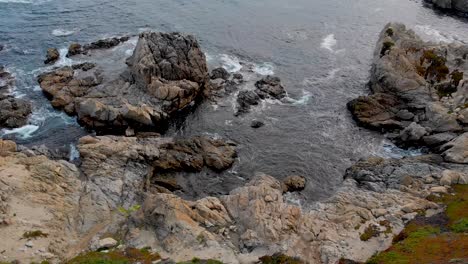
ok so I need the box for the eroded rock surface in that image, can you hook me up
[348,23,467,149]
[38,32,210,133]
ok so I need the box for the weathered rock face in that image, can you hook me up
[0,67,32,128]
[38,32,210,134]
[236,76,286,115]
[0,142,82,263]
[75,135,236,232]
[348,23,467,148]
[441,132,468,163]
[426,0,468,14]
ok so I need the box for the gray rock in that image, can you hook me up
[441,133,468,163]
[38,32,210,133]
[396,109,415,120]
[422,132,458,146]
[210,67,230,80]
[399,122,427,142]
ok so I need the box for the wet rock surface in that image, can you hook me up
[44,48,59,64]
[66,36,131,57]
[236,75,286,115]
[348,23,467,150]
[0,67,32,129]
[38,32,210,134]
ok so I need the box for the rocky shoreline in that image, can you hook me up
[425,0,468,15]
[0,23,467,264]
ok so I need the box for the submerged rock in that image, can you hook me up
[348,23,468,148]
[282,175,306,192]
[38,32,210,133]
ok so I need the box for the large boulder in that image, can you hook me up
[441,132,468,163]
[0,95,32,128]
[38,32,210,133]
[348,23,468,148]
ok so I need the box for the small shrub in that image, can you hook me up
[360,224,380,241]
[22,230,48,239]
[380,41,395,57]
[451,218,468,233]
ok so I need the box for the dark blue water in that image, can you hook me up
[1,0,468,200]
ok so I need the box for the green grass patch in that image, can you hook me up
[66,248,160,264]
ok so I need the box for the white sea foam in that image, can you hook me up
[69,144,80,161]
[414,25,455,43]
[380,140,423,158]
[220,54,242,73]
[52,29,76,37]
[286,90,312,106]
[253,62,274,75]
[1,125,39,139]
[55,47,72,66]
[321,34,337,52]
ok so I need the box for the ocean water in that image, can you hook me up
[1,0,468,200]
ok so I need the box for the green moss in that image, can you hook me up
[360,224,380,241]
[450,70,464,87]
[177,258,223,264]
[420,49,449,82]
[380,41,395,57]
[451,218,468,233]
[22,230,48,239]
[385,28,394,37]
[367,251,409,264]
[366,185,468,264]
[66,248,160,264]
[259,253,304,264]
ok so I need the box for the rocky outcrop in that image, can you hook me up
[348,23,467,149]
[0,140,82,263]
[236,76,286,115]
[66,36,130,57]
[1,133,467,263]
[0,67,32,128]
[38,32,210,133]
[426,0,468,14]
[44,48,59,64]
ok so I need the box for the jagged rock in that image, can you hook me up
[282,175,306,192]
[44,48,59,64]
[345,155,446,191]
[210,67,230,80]
[236,90,260,115]
[66,36,130,57]
[0,94,32,128]
[235,76,286,115]
[39,32,210,133]
[254,76,286,100]
[348,23,467,148]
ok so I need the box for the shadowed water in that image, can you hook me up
[1,0,468,201]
